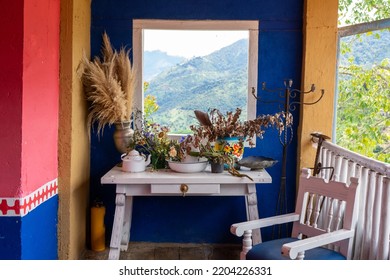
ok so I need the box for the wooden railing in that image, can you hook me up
[317,141,390,260]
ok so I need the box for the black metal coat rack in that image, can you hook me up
[252,79,324,238]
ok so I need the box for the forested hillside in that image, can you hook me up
[337,29,389,162]
[340,30,390,67]
[144,39,248,133]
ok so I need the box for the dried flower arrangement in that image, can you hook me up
[125,108,292,178]
[189,108,292,147]
[173,108,292,177]
[77,32,136,136]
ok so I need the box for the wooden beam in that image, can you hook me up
[298,0,338,178]
[339,18,390,38]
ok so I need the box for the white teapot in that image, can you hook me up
[121,149,151,173]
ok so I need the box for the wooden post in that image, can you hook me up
[298,0,339,178]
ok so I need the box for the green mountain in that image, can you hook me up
[340,29,390,67]
[145,39,249,133]
[144,50,185,81]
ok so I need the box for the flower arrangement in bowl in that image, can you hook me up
[131,124,207,172]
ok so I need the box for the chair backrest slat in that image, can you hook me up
[326,198,335,233]
[312,194,323,228]
[305,193,314,226]
[291,168,359,259]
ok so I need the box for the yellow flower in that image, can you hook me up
[214,142,222,151]
[224,145,232,153]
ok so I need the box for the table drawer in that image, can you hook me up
[151,183,220,195]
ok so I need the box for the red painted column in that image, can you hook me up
[22,0,59,195]
[0,0,59,202]
[0,0,24,198]
[0,0,59,259]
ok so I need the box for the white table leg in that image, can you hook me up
[246,183,261,244]
[108,193,126,260]
[120,196,133,251]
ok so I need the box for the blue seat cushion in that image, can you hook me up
[246,237,346,260]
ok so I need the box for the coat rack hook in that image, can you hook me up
[256,79,325,239]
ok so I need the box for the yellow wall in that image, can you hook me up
[298,0,338,173]
[58,0,91,259]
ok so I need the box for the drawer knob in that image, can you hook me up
[180,184,189,197]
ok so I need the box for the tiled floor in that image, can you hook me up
[82,242,241,260]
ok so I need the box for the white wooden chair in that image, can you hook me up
[231,168,359,260]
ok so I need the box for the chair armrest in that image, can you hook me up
[230,213,300,237]
[281,229,355,259]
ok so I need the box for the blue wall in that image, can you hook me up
[90,0,303,244]
[0,216,21,259]
[21,196,58,259]
[0,196,58,260]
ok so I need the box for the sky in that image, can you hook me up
[144,30,248,59]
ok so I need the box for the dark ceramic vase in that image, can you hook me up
[210,162,224,173]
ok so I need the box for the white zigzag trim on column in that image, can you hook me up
[0,178,58,217]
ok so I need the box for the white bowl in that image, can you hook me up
[167,159,208,173]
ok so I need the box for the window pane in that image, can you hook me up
[336,29,390,163]
[143,30,249,134]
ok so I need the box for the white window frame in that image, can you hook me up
[132,19,259,138]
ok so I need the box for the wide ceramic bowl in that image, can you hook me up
[167,159,208,173]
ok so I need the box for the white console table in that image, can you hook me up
[100,166,272,260]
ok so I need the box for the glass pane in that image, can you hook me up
[143,30,249,134]
[336,29,390,163]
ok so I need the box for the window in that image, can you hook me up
[335,13,390,162]
[133,20,259,135]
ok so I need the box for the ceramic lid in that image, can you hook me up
[124,150,143,161]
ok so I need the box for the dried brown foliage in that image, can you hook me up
[77,32,136,136]
[191,108,292,146]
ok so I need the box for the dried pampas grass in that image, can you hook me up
[77,32,136,136]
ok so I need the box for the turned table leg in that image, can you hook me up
[120,196,133,251]
[108,193,126,260]
[246,183,261,244]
